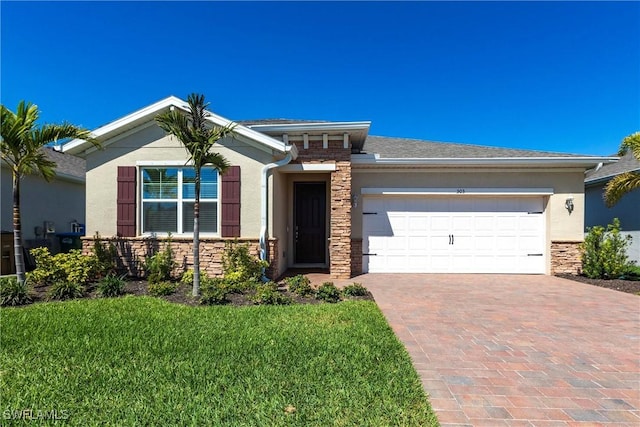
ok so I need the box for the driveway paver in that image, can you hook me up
[357,274,640,426]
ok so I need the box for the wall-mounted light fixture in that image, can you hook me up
[351,193,359,208]
[565,197,574,214]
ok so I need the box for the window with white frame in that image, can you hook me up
[141,167,219,234]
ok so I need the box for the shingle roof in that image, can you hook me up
[43,147,85,180]
[585,150,640,183]
[362,135,589,158]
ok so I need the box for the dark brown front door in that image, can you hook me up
[294,182,326,264]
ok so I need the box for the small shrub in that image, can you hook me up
[28,247,99,286]
[144,237,176,284]
[148,281,178,297]
[342,282,369,297]
[225,279,258,294]
[93,232,118,276]
[200,278,229,305]
[252,282,292,305]
[316,282,341,303]
[222,242,268,283]
[180,269,209,286]
[623,264,640,280]
[97,274,127,297]
[27,247,65,286]
[582,218,633,279]
[284,275,315,297]
[0,276,32,307]
[48,281,85,301]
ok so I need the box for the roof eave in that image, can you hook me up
[61,96,291,157]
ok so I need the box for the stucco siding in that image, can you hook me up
[351,168,586,242]
[84,123,273,238]
[1,167,85,241]
[270,171,289,278]
[585,182,640,263]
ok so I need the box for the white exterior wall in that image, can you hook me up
[84,123,273,238]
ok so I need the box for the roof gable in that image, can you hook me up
[62,96,296,158]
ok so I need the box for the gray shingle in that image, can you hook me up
[362,135,590,158]
[585,150,639,183]
[43,147,85,180]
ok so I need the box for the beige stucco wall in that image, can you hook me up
[351,168,586,242]
[84,123,274,238]
[1,166,85,244]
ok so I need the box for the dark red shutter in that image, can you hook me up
[221,166,241,237]
[117,166,136,237]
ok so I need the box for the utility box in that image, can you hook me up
[1,232,15,275]
[57,232,83,253]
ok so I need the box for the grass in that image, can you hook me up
[0,297,438,426]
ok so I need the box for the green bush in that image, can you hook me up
[624,264,640,280]
[0,276,32,307]
[144,237,176,284]
[222,242,268,284]
[28,247,99,286]
[284,275,315,297]
[316,282,341,303]
[27,247,65,286]
[48,281,85,301]
[97,274,127,297]
[582,218,633,279]
[342,283,369,297]
[252,282,292,305]
[93,232,118,276]
[200,278,229,305]
[148,281,178,297]
[180,269,209,286]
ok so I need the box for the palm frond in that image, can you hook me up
[604,171,640,207]
[202,152,230,173]
[31,123,98,148]
[618,131,640,160]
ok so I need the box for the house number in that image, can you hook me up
[456,188,465,194]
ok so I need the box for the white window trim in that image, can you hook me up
[138,164,221,237]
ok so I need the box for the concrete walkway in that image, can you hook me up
[356,274,640,426]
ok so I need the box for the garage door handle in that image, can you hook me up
[363,253,377,256]
[449,234,454,245]
[527,253,543,256]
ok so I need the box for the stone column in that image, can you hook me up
[330,161,352,279]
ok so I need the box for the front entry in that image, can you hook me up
[294,182,327,264]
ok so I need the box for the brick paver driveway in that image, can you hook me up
[360,274,640,426]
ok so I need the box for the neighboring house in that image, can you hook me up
[585,150,640,264]
[1,147,87,274]
[62,96,614,279]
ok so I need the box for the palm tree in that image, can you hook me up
[156,94,234,297]
[1,101,99,284]
[604,132,640,207]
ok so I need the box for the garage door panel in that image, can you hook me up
[362,196,545,274]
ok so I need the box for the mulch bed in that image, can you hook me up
[29,279,374,307]
[556,274,640,295]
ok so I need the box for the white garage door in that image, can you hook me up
[362,196,545,274]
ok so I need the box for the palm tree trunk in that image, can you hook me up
[192,169,201,297]
[12,173,26,284]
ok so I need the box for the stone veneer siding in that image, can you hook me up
[350,238,362,276]
[81,236,278,279]
[551,241,582,275]
[293,139,352,279]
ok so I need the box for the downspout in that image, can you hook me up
[260,152,293,281]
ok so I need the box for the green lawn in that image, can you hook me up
[1,297,438,426]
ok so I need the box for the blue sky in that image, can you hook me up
[1,1,638,156]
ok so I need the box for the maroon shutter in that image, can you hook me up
[117,166,136,237]
[221,166,240,237]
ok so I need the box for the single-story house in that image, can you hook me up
[62,96,614,279]
[1,147,87,274]
[585,150,640,263]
